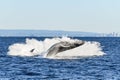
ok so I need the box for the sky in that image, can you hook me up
[0,0,120,33]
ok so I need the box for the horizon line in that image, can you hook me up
[0,29,117,34]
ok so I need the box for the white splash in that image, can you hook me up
[8,37,105,59]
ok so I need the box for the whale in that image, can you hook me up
[46,40,85,57]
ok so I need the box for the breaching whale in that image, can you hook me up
[46,40,85,57]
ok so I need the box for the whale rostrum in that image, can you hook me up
[46,40,85,57]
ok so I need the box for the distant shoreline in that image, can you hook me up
[0,30,119,37]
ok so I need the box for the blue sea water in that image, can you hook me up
[0,37,120,80]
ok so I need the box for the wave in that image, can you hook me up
[7,37,105,59]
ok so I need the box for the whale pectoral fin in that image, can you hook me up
[46,47,59,57]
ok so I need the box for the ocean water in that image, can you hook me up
[0,37,120,80]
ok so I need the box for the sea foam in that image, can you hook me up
[8,37,105,59]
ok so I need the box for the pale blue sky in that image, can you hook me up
[0,0,120,33]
